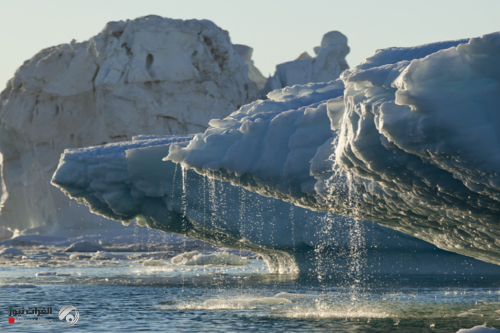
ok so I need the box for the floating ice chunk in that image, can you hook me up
[36,271,58,277]
[274,292,329,298]
[35,271,71,277]
[457,312,483,317]
[205,297,291,306]
[64,241,103,252]
[0,283,37,288]
[171,251,200,265]
[456,326,500,333]
[143,259,167,266]
[172,252,249,266]
[90,251,125,260]
[69,254,92,260]
[22,254,51,261]
[0,247,24,256]
[183,252,250,266]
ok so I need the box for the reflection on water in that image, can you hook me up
[1,251,500,332]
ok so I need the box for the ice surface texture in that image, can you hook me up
[0,15,258,231]
[167,32,500,266]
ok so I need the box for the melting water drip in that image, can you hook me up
[180,166,189,255]
[181,166,188,217]
[318,128,368,301]
[238,186,246,234]
[207,177,219,244]
[345,171,368,301]
[314,213,339,282]
[289,206,296,249]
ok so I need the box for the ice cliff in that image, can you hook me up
[0,15,258,232]
[164,32,500,267]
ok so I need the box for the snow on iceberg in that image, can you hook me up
[167,32,500,266]
[0,15,258,232]
[52,131,500,274]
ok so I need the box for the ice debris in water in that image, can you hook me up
[274,292,329,298]
[0,247,24,256]
[0,283,37,288]
[64,241,104,252]
[143,259,167,266]
[35,271,72,277]
[171,251,249,266]
[457,312,484,317]
[171,251,200,265]
[205,297,292,306]
[90,251,125,261]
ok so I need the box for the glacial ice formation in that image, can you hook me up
[0,15,258,232]
[261,31,349,97]
[233,44,267,90]
[52,134,500,274]
[167,32,500,266]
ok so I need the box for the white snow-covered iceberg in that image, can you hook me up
[0,15,259,233]
[166,32,500,266]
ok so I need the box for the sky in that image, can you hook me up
[1,0,499,89]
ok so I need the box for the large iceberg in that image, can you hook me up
[52,134,500,274]
[0,15,258,232]
[165,32,500,266]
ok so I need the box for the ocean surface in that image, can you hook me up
[1,249,500,332]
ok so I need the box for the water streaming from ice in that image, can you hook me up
[207,177,219,244]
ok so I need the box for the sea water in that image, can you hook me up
[1,250,500,332]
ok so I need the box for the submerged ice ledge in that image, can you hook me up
[165,32,500,266]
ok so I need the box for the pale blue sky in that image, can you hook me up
[1,0,499,89]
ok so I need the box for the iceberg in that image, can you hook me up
[0,15,259,233]
[233,44,267,91]
[53,131,500,274]
[261,31,350,97]
[165,32,500,267]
